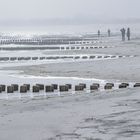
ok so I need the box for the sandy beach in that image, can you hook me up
[1,0,140,139]
[0,35,140,140]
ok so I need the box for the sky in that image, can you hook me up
[0,0,140,26]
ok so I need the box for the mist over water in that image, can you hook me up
[0,23,140,36]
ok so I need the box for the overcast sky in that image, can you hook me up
[0,0,140,25]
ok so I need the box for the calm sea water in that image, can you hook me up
[0,23,140,35]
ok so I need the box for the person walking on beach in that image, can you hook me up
[98,30,100,37]
[108,29,111,37]
[127,28,130,41]
[120,28,126,41]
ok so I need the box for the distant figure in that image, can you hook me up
[127,28,130,41]
[120,28,126,41]
[98,30,100,37]
[108,29,111,37]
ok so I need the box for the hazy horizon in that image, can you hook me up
[0,0,140,27]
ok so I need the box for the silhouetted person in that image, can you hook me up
[98,30,100,37]
[120,28,126,41]
[127,28,130,41]
[108,29,111,37]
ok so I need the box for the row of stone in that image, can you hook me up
[60,45,113,50]
[0,40,104,46]
[0,83,140,93]
[0,44,111,51]
[0,55,122,61]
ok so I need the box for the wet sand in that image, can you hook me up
[0,88,140,140]
[1,36,140,140]
[6,39,140,82]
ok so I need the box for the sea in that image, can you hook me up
[0,23,140,36]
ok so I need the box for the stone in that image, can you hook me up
[75,56,80,59]
[51,84,58,90]
[59,85,69,92]
[121,83,129,87]
[92,83,100,88]
[97,56,102,58]
[134,83,140,87]
[11,84,19,91]
[36,84,44,90]
[40,57,45,60]
[32,86,40,93]
[0,86,2,93]
[75,85,84,91]
[119,84,127,89]
[10,57,17,61]
[106,83,114,87]
[90,85,99,90]
[104,84,113,90]
[65,84,72,89]
[23,84,30,91]
[79,83,86,88]
[82,56,88,59]
[20,85,27,93]
[7,86,14,93]
[32,57,38,60]
[0,85,6,91]
[45,85,54,92]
